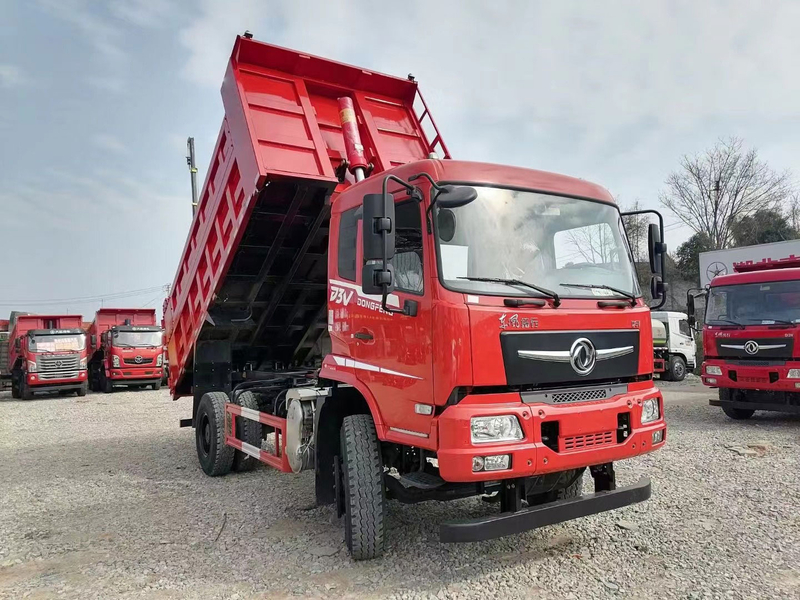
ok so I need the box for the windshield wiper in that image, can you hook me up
[707,318,745,329]
[115,343,135,348]
[558,282,637,306]
[745,318,796,327]
[457,276,560,307]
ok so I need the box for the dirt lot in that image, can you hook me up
[1,379,798,599]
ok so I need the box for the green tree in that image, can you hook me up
[675,232,713,284]
[731,208,797,246]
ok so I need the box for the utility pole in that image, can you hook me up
[187,137,198,215]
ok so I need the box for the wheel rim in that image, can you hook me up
[675,362,685,377]
[199,414,212,456]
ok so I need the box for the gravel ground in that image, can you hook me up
[1,382,798,599]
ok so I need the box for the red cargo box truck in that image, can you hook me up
[690,256,800,418]
[164,34,669,559]
[8,314,88,399]
[87,308,164,393]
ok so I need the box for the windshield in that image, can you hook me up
[706,280,800,324]
[29,333,85,353]
[112,330,163,348]
[435,187,640,298]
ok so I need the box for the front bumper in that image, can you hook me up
[108,368,160,382]
[27,371,87,387]
[436,384,666,483]
[701,359,800,392]
[440,477,651,543]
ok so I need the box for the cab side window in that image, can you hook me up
[338,207,359,281]
[394,201,424,294]
[678,319,691,337]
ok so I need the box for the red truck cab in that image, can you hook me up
[8,314,88,399]
[693,256,800,418]
[87,309,164,393]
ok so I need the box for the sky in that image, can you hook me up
[2,0,799,320]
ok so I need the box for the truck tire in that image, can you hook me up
[719,389,755,420]
[21,381,34,401]
[232,391,261,472]
[102,373,113,394]
[77,382,88,397]
[152,379,162,391]
[340,414,386,560]
[11,378,20,399]
[668,356,687,382]
[195,391,234,476]
[526,468,584,505]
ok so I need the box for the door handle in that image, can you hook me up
[354,331,374,341]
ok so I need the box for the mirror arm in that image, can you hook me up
[410,173,444,232]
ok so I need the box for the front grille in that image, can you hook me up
[552,388,608,404]
[36,354,80,380]
[123,357,153,365]
[562,431,614,452]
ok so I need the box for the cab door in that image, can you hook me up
[349,197,435,439]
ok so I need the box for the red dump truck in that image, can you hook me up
[86,308,164,393]
[8,314,88,399]
[164,34,669,559]
[691,256,800,418]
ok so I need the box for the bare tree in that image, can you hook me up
[621,200,647,262]
[660,137,792,250]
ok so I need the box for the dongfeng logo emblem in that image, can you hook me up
[569,338,596,376]
[134,355,144,364]
[744,341,759,355]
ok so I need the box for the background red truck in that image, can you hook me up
[164,34,669,559]
[7,314,88,399]
[690,256,800,419]
[86,308,164,393]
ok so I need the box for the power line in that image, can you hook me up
[0,284,170,307]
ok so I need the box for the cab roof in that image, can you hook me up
[710,267,800,287]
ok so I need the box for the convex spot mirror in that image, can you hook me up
[437,208,457,242]
[435,185,477,209]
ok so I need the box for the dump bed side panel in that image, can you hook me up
[164,36,448,396]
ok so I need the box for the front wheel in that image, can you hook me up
[11,378,20,399]
[340,414,386,560]
[152,379,162,391]
[77,382,88,397]
[21,381,34,401]
[195,392,234,476]
[102,373,113,394]
[668,356,687,382]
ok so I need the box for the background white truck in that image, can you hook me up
[651,311,696,381]
[699,240,800,287]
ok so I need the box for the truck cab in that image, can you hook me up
[651,311,696,381]
[692,256,800,418]
[8,315,88,399]
[87,309,164,393]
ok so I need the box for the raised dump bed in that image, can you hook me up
[164,35,448,398]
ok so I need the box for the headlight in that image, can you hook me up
[706,365,723,376]
[112,355,120,368]
[788,368,800,379]
[641,398,661,424]
[79,357,87,369]
[156,354,163,367]
[27,360,37,373]
[470,415,524,444]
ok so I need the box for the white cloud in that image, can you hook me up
[86,76,126,93]
[109,0,173,28]
[37,0,126,61]
[0,64,29,88]
[92,133,128,153]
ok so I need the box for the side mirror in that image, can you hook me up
[650,274,667,302]
[435,185,477,209]
[648,223,666,275]
[686,294,696,328]
[361,191,396,298]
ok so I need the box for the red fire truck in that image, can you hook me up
[86,308,164,393]
[164,34,668,559]
[691,256,800,419]
[8,314,88,399]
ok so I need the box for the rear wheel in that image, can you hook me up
[195,391,234,476]
[340,414,386,560]
[232,391,262,472]
[668,356,687,382]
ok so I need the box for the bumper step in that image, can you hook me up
[440,477,651,543]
